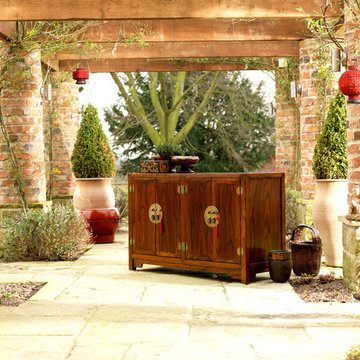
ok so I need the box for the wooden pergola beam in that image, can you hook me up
[0,21,15,40]
[53,40,299,60]
[83,18,311,42]
[0,0,343,21]
[60,58,277,73]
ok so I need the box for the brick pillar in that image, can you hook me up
[344,0,360,197]
[43,76,80,201]
[298,39,322,200]
[0,49,47,205]
[275,69,300,190]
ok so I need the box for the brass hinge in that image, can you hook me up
[177,185,188,195]
[236,186,243,196]
[237,247,244,257]
[129,185,135,192]
[178,242,188,251]
[129,238,135,246]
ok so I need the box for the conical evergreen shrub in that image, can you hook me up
[312,91,348,179]
[71,104,116,178]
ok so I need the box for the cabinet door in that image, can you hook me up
[132,178,156,255]
[213,178,241,263]
[156,177,182,258]
[183,177,213,261]
[246,174,284,265]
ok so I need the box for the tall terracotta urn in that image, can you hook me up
[73,178,115,210]
[312,179,348,267]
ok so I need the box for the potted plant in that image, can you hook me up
[151,143,183,172]
[312,91,348,266]
[71,104,119,243]
[154,143,199,173]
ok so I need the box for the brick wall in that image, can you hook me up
[298,39,338,199]
[345,0,360,198]
[298,39,322,199]
[275,69,300,190]
[43,76,80,197]
[0,49,47,204]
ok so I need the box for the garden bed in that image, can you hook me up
[0,282,45,307]
[290,274,360,303]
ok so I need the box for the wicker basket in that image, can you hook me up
[290,225,322,276]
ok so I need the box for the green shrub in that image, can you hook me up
[312,91,348,179]
[285,188,301,235]
[113,183,128,223]
[71,104,116,178]
[0,205,92,261]
[155,143,183,156]
[347,345,360,360]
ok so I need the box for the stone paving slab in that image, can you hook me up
[0,232,360,360]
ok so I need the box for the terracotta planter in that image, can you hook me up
[81,208,120,243]
[312,179,348,267]
[73,178,115,210]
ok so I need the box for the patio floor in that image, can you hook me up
[0,231,359,360]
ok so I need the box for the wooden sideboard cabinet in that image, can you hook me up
[128,173,285,284]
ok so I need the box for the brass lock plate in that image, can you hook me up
[149,203,162,224]
[204,205,220,228]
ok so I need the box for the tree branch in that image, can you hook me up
[149,72,165,136]
[168,71,186,141]
[110,72,161,146]
[173,71,221,146]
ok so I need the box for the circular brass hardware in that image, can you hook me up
[149,203,162,224]
[204,206,220,228]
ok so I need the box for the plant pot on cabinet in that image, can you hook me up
[312,179,348,267]
[81,208,120,243]
[73,178,115,211]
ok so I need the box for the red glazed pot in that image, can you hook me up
[81,208,120,243]
[339,65,360,103]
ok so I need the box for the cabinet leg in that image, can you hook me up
[129,258,136,271]
[134,260,143,268]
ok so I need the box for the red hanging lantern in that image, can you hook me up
[72,68,89,85]
[339,65,360,103]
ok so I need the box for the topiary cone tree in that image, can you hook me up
[312,91,348,179]
[71,104,119,242]
[71,104,116,178]
[312,91,348,267]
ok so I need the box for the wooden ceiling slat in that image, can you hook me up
[83,18,311,42]
[60,58,276,72]
[53,40,299,60]
[0,21,15,40]
[0,0,343,21]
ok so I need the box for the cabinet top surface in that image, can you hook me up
[128,172,284,178]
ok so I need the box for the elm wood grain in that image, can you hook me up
[53,40,300,60]
[132,253,244,278]
[81,18,311,43]
[128,181,135,270]
[213,178,241,263]
[156,177,182,258]
[60,58,275,73]
[129,172,283,178]
[128,173,285,283]
[1,0,342,21]
[0,22,15,40]
[132,178,156,255]
[183,178,213,261]
[246,176,284,266]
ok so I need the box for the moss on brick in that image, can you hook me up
[0,201,52,209]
